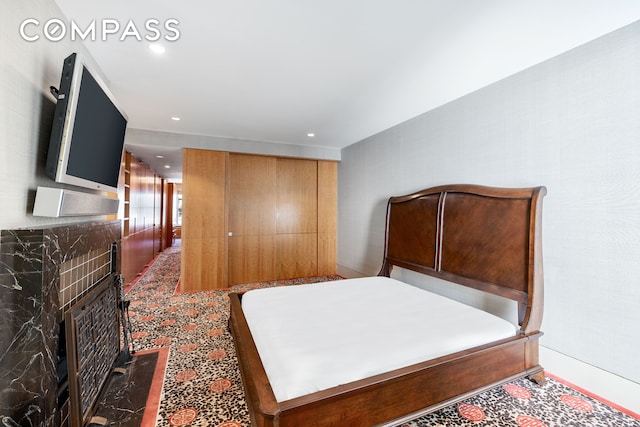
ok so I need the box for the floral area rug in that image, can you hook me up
[126,246,342,426]
[126,247,639,427]
[403,375,639,427]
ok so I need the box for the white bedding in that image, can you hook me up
[242,276,517,402]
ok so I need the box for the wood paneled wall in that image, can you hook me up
[181,150,337,292]
[119,151,164,285]
[227,154,277,285]
[275,158,318,278]
[181,149,227,292]
[162,181,174,249]
[318,160,337,276]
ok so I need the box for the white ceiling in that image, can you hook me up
[53,0,640,180]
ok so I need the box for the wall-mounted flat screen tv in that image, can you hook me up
[45,53,128,193]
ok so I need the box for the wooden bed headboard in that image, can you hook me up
[378,184,546,334]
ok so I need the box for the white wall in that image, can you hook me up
[1,0,106,230]
[338,21,640,385]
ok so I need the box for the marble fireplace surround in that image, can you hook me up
[0,220,121,427]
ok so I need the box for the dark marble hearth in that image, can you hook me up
[91,351,160,427]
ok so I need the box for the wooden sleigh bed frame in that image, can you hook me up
[229,184,547,427]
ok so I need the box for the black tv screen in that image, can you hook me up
[46,53,128,193]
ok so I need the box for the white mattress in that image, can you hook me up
[242,276,517,402]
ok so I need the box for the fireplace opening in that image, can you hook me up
[57,319,69,424]
[56,244,121,426]
[57,319,68,389]
[65,274,120,425]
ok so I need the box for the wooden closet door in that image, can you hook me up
[276,158,318,278]
[227,154,277,285]
[181,149,226,291]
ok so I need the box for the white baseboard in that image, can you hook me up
[540,346,640,415]
[336,264,366,279]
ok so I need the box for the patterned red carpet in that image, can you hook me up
[127,246,640,427]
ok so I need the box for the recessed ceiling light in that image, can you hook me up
[171,116,181,121]
[149,44,166,54]
[164,165,171,169]
[307,133,315,137]
[156,155,164,159]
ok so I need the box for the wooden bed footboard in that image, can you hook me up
[229,184,547,427]
[230,292,544,427]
